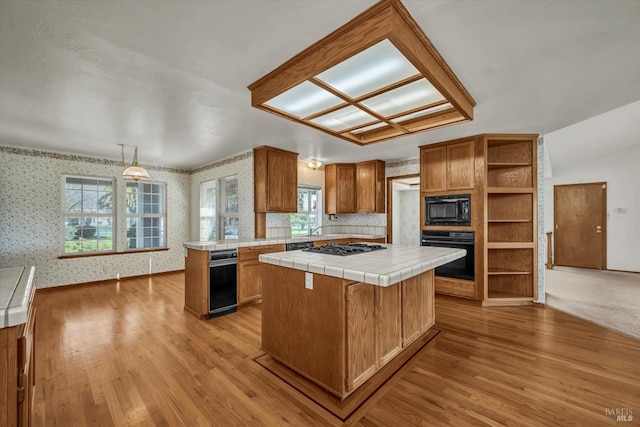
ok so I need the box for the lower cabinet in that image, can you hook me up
[237,244,285,305]
[401,270,435,347]
[345,270,432,393]
[1,304,36,427]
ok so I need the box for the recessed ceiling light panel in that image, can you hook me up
[264,81,343,118]
[310,105,377,132]
[248,0,475,146]
[316,39,419,99]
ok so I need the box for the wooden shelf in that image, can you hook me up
[487,187,534,193]
[488,268,531,275]
[487,242,535,249]
[488,219,531,223]
[487,162,531,168]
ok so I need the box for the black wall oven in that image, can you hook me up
[421,230,475,281]
[425,194,471,226]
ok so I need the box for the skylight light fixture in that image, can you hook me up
[248,0,475,146]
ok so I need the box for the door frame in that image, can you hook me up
[553,182,607,269]
[386,173,420,243]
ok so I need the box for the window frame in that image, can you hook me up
[198,175,239,241]
[61,175,117,256]
[125,180,167,251]
[290,186,322,235]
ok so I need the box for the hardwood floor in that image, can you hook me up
[32,272,639,426]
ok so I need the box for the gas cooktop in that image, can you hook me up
[302,243,387,256]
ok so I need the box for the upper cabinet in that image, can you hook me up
[325,160,385,214]
[325,163,356,214]
[420,140,474,192]
[356,160,385,213]
[254,146,298,213]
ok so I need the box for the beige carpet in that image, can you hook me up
[545,266,640,340]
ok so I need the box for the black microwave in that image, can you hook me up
[425,194,471,226]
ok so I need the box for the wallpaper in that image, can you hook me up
[395,189,420,246]
[0,148,191,288]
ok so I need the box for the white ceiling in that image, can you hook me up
[1,0,639,169]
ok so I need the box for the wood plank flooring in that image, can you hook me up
[32,272,640,426]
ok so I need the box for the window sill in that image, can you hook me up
[58,247,169,259]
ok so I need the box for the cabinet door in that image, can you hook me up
[446,141,474,190]
[375,284,402,366]
[401,271,434,347]
[336,164,356,213]
[421,146,447,192]
[346,283,377,392]
[237,261,262,304]
[356,162,376,213]
[266,150,286,211]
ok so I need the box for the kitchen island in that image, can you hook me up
[259,244,465,399]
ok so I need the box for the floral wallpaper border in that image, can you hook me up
[385,157,419,168]
[0,145,253,175]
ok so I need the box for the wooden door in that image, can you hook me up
[421,146,446,192]
[237,261,262,304]
[356,161,376,213]
[346,283,377,392]
[336,164,356,213]
[446,141,474,190]
[375,284,402,366]
[554,183,606,269]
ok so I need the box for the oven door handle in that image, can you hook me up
[210,260,238,267]
[422,239,473,245]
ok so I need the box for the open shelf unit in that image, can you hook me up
[483,135,537,306]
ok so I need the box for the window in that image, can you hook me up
[290,187,321,235]
[199,175,239,241]
[62,176,116,254]
[126,181,166,250]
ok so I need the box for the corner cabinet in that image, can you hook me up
[483,134,538,306]
[254,146,298,213]
[325,160,385,214]
[420,140,475,192]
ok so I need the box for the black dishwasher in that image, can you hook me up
[209,249,238,317]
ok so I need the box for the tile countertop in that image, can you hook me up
[258,244,466,287]
[183,234,386,251]
[0,266,36,328]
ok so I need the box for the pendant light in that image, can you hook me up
[120,144,151,181]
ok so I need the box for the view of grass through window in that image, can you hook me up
[63,176,115,254]
[291,188,321,235]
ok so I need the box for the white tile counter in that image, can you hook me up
[0,266,36,328]
[258,244,466,287]
[183,234,386,251]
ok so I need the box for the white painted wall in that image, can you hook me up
[544,145,640,272]
[0,147,191,288]
[393,189,420,246]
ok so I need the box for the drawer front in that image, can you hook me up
[435,276,477,299]
[238,244,285,262]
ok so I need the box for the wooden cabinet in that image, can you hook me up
[325,160,385,214]
[401,270,435,346]
[356,160,385,213]
[184,248,209,317]
[420,140,474,192]
[237,244,285,305]
[345,283,377,391]
[1,302,36,427]
[324,163,356,214]
[483,135,538,306]
[254,146,298,213]
[262,264,435,399]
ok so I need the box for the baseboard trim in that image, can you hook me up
[606,268,640,274]
[36,269,185,292]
